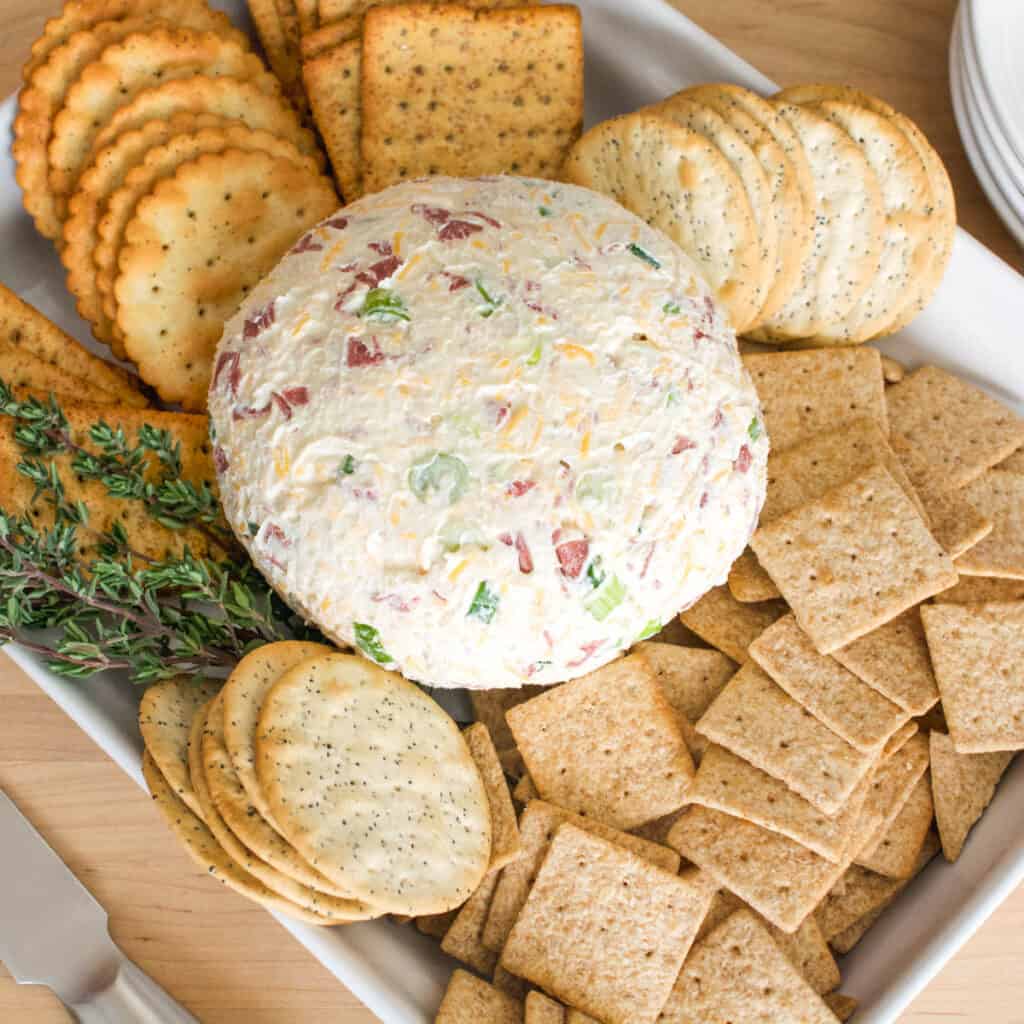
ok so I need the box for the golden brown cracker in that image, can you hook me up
[956,471,1024,579]
[678,585,786,663]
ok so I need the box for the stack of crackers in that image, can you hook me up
[13,0,339,410]
[425,348,1024,1022]
[287,1,583,201]
[141,644,509,925]
[565,82,956,342]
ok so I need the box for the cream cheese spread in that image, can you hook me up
[209,175,767,688]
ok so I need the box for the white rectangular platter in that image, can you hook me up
[1,0,1023,1021]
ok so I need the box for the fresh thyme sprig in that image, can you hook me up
[0,384,322,683]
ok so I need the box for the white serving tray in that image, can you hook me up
[1,1,1023,1020]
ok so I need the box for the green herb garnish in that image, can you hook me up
[663,301,682,315]
[586,557,606,590]
[475,279,503,318]
[353,622,393,664]
[467,580,499,624]
[538,206,553,217]
[584,574,627,622]
[628,243,661,269]
[408,451,470,504]
[748,417,762,441]
[526,342,544,366]
[361,288,410,322]
[636,619,661,641]
[338,454,357,477]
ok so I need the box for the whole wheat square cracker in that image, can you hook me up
[463,722,521,872]
[303,38,362,201]
[933,575,1024,604]
[500,825,713,1024]
[929,730,1014,862]
[436,969,523,1024]
[481,799,680,954]
[492,964,530,1001]
[524,991,563,1024]
[634,641,736,722]
[629,808,686,844]
[921,601,1024,752]
[728,549,782,602]
[856,773,933,878]
[440,869,502,974]
[658,910,838,1024]
[687,744,875,863]
[667,805,852,933]
[890,432,993,558]
[678,585,786,663]
[750,613,907,751]
[751,464,958,653]
[505,653,694,830]
[855,732,931,853]
[469,685,545,760]
[741,347,887,452]
[695,662,877,815]
[886,365,1024,492]
[360,5,583,194]
[956,471,1024,579]
[831,607,939,716]
[825,993,860,1021]
[414,908,457,939]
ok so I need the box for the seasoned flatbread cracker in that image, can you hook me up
[303,39,362,200]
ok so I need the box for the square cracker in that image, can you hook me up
[688,744,875,863]
[921,601,1024,752]
[825,993,859,1022]
[695,662,877,815]
[856,774,934,878]
[482,799,680,954]
[506,654,694,830]
[440,869,502,974]
[470,685,545,758]
[303,39,362,201]
[751,464,958,653]
[679,585,786,663]
[855,732,931,853]
[492,964,530,1000]
[749,612,907,751]
[742,347,887,452]
[436,969,522,1024]
[885,365,1024,492]
[463,722,521,872]
[668,806,851,933]
[525,991,564,1024]
[956,471,1024,579]
[929,730,1013,862]
[500,824,713,1024]
[831,607,939,716]
[634,641,735,721]
[360,4,583,193]
[933,575,1024,604]
[728,549,782,602]
[658,909,837,1024]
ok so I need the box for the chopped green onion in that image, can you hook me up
[475,279,503,318]
[748,417,762,441]
[439,519,487,553]
[636,619,661,641]
[361,288,410,322]
[576,471,615,505]
[338,454,357,477]
[467,580,500,623]
[354,622,393,664]
[584,574,627,621]
[666,388,680,407]
[538,206,553,217]
[526,342,544,366]
[246,521,260,538]
[586,557,606,590]
[663,301,682,315]
[628,243,660,269]
[409,451,470,504]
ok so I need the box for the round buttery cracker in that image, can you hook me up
[563,112,762,331]
[748,101,885,341]
[194,696,375,920]
[137,675,221,819]
[114,147,338,409]
[647,96,778,328]
[256,653,492,915]
[220,640,332,828]
[48,26,278,210]
[142,749,341,926]
[93,123,320,351]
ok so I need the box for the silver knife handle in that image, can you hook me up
[68,953,200,1024]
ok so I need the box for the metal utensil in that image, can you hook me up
[0,789,199,1023]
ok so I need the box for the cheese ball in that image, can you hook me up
[209,176,767,688]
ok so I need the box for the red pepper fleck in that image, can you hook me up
[712,408,724,428]
[438,219,483,242]
[498,532,514,546]
[243,301,275,339]
[442,271,470,292]
[515,533,533,574]
[641,542,656,579]
[359,255,401,286]
[367,240,393,256]
[371,592,416,612]
[735,444,753,473]
[694,327,707,342]
[271,392,293,420]
[212,445,228,474]
[568,640,604,668]
[281,386,309,406]
[671,436,696,455]
[411,204,450,226]
[325,215,349,230]
[543,629,554,649]
[290,233,323,254]
[352,487,378,500]
[265,523,291,547]
[555,538,589,579]
[232,402,272,421]
[346,337,385,367]
[212,350,240,396]
[507,479,536,497]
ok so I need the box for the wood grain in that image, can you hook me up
[0,1,1021,1022]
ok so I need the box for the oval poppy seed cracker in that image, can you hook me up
[142,749,342,926]
[48,26,279,213]
[196,695,376,919]
[114,147,338,409]
[256,652,492,916]
[137,675,221,819]
[93,123,320,353]
[221,641,332,833]
[563,113,762,331]
[646,96,778,329]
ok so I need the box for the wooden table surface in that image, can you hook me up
[1,1,1022,1021]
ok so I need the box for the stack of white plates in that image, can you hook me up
[951,1,1024,249]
